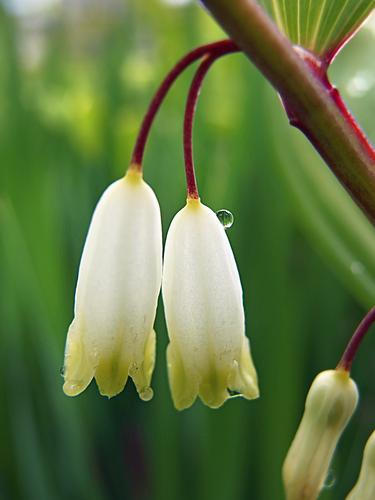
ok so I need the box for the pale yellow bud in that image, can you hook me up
[283,369,358,500]
[346,431,375,500]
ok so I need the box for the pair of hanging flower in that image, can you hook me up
[62,36,375,497]
[62,40,259,410]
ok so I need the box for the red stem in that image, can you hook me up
[329,87,375,160]
[200,0,375,224]
[287,47,375,162]
[184,46,239,198]
[337,306,375,372]
[130,39,238,169]
[184,56,214,199]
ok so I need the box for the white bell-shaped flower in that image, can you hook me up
[162,198,259,410]
[347,430,375,500]
[63,170,162,400]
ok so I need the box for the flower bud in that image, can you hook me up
[162,198,259,410]
[63,170,162,400]
[347,431,375,500]
[283,369,358,500]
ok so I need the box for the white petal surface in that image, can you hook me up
[63,171,162,399]
[162,198,259,410]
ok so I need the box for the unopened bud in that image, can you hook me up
[283,369,358,500]
[347,430,375,499]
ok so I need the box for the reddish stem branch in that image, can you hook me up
[184,47,239,199]
[328,87,375,160]
[200,0,375,224]
[184,56,214,199]
[288,47,375,162]
[337,306,375,372]
[130,39,238,169]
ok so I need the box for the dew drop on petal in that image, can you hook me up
[216,209,234,229]
[139,387,154,401]
[60,365,65,377]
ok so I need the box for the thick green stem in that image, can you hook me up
[200,0,375,224]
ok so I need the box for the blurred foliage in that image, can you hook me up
[0,1,374,499]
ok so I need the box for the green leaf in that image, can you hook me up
[262,0,375,61]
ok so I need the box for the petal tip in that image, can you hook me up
[63,379,91,397]
[62,322,94,397]
[130,330,156,402]
[167,342,198,411]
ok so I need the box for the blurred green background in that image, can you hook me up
[0,1,374,499]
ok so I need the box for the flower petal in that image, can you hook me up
[163,198,259,410]
[63,320,95,396]
[63,171,162,399]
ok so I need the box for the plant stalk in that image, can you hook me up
[337,306,375,371]
[200,0,375,224]
[184,48,239,199]
[130,39,238,170]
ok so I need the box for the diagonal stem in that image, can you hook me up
[184,48,239,199]
[337,306,375,372]
[200,0,375,224]
[183,56,216,199]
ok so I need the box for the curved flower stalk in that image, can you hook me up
[347,430,375,500]
[162,198,259,410]
[63,169,162,400]
[282,369,358,500]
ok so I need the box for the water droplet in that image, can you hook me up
[139,387,153,401]
[59,365,65,377]
[216,209,234,229]
[323,470,336,489]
